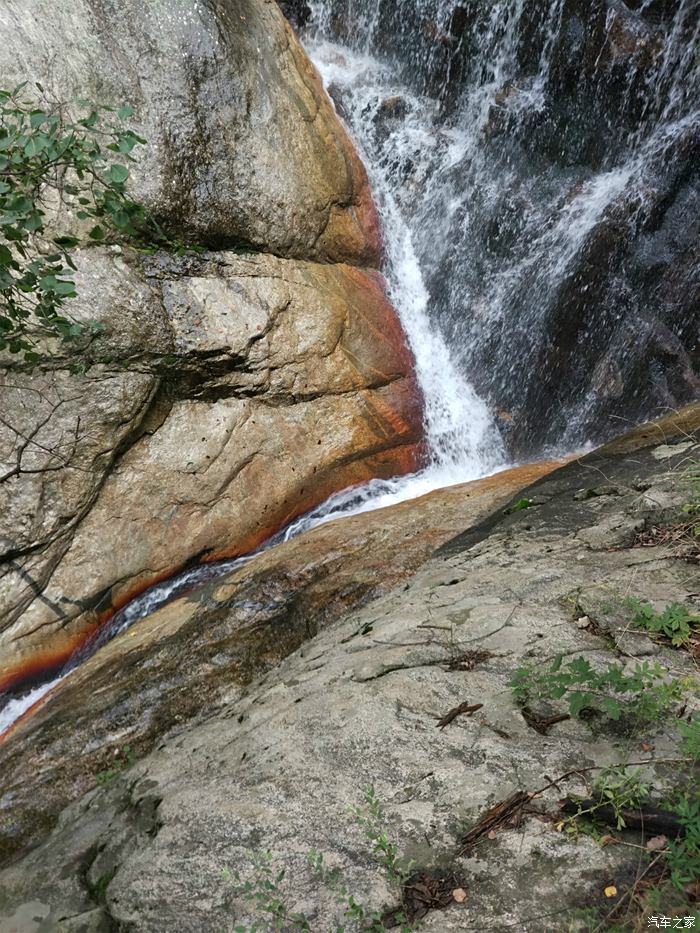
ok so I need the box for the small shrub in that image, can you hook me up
[683,463,700,537]
[95,745,136,785]
[667,792,700,892]
[0,84,199,363]
[347,786,414,887]
[568,767,652,832]
[628,598,700,647]
[0,84,150,359]
[228,852,312,933]
[504,498,533,515]
[666,715,700,892]
[508,655,683,723]
[679,715,700,762]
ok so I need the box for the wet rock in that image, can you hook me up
[372,95,410,143]
[377,95,409,120]
[0,249,423,695]
[499,121,700,457]
[326,81,352,123]
[447,3,477,45]
[276,0,312,30]
[540,0,667,160]
[0,405,698,929]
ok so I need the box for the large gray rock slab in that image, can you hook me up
[1,407,698,931]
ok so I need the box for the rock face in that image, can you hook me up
[0,0,381,264]
[0,404,698,931]
[0,249,422,694]
[0,456,564,863]
[0,1,422,693]
[277,0,312,29]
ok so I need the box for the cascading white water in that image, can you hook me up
[305,0,699,454]
[3,0,698,731]
[306,43,505,480]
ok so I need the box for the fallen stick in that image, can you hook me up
[522,708,570,734]
[559,797,685,836]
[435,702,483,730]
[459,791,531,853]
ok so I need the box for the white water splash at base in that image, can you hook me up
[0,677,64,736]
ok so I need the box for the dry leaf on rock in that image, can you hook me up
[646,835,668,851]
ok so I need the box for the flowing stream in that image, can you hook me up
[2,0,698,732]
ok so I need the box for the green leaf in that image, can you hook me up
[504,498,533,514]
[89,224,105,240]
[109,163,129,184]
[29,109,48,128]
[24,212,43,232]
[39,274,59,291]
[40,274,76,296]
[600,697,622,720]
[24,136,46,157]
[568,656,594,680]
[53,235,80,248]
[112,209,137,232]
[117,105,134,120]
[568,692,594,717]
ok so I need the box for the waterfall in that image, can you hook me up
[2,0,698,732]
[304,0,699,456]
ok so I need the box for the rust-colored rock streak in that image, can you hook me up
[0,456,564,745]
[0,258,423,698]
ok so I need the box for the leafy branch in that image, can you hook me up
[627,598,700,648]
[508,654,684,722]
[0,82,185,362]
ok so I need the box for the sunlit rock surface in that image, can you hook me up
[0,0,381,263]
[0,405,698,930]
[0,0,421,695]
[0,249,421,693]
